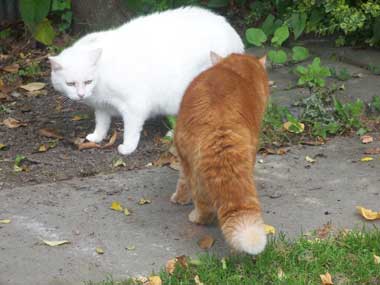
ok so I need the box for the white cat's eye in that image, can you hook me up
[84,80,93,85]
[66,81,75,86]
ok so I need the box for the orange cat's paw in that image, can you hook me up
[170,192,192,205]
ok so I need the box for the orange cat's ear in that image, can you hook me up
[210,51,223,65]
[258,55,267,68]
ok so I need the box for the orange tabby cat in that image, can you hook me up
[171,52,269,254]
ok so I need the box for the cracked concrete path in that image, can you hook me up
[0,136,379,285]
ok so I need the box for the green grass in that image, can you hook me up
[88,228,380,285]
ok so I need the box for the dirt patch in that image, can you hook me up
[0,84,169,188]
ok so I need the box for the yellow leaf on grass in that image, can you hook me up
[110,201,123,212]
[361,157,374,162]
[20,82,46,92]
[194,275,204,285]
[320,272,333,285]
[374,255,380,264]
[0,219,11,224]
[264,224,276,235]
[148,276,162,285]
[42,240,70,246]
[96,247,104,254]
[356,206,380,220]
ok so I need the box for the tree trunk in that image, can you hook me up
[72,0,131,34]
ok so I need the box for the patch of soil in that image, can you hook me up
[0,84,169,189]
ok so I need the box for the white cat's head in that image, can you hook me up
[49,48,102,101]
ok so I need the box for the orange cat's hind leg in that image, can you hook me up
[189,197,215,225]
[171,173,192,205]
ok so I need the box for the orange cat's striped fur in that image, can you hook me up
[171,52,270,254]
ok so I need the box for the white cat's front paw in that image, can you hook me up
[86,133,104,143]
[118,143,137,155]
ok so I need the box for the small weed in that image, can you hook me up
[295,57,331,88]
[18,62,42,78]
[330,67,351,81]
[368,64,380,75]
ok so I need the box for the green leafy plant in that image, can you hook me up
[295,57,331,88]
[271,25,289,47]
[291,46,309,62]
[334,98,364,130]
[245,28,267,47]
[370,95,380,113]
[268,50,287,64]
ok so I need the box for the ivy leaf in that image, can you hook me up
[291,46,309,62]
[245,28,267,47]
[290,13,307,40]
[268,50,287,64]
[19,0,51,30]
[34,19,56,45]
[271,25,289,47]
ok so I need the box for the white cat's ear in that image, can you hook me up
[88,48,102,66]
[210,51,223,65]
[48,56,63,71]
[258,55,267,68]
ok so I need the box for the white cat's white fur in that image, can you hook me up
[49,7,244,155]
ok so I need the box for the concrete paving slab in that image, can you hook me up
[0,136,379,284]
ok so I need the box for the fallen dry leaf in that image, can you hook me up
[360,135,373,144]
[126,245,136,251]
[356,206,380,220]
[134,276,148,283]
[3,63,19,73]
[38,144,48,152]
[320,272,333,285]
[194,275,204,285]
[165,258,177,274]
[0,143,7,150]
[38,128,63,140]
[360,156,374,162]
[198,234,215,250]
[3,117,27,128]
[78,141,100,151]
[71,114,88,121]
[113,158,126,167]
[42,240,70,247]
[374,255,380,264]
[0,219,11,224]
[124,208,131,216]
[148,276,162,285]
[283,121,305,133]
[364,148,380,155]
[264,224,276,235]
[96,247,104,254]
[102,131,117,149]
[138,198,151,205]
[20,82,46,92]
[305,156,316,163]
[316,222,332,239]
[110,201,123,212]
[176,255,188,268]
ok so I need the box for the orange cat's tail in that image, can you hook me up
[220,211,267,255]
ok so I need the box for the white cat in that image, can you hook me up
[49,7,244,155]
